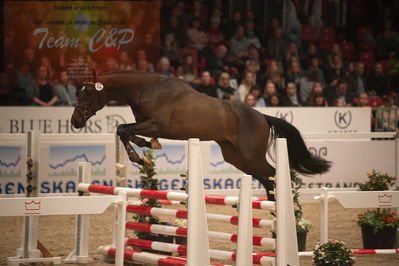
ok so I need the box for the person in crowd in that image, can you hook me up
[325,54,346,86]
[285,42,300,69]
[281,82,304,106]
[244,93,256,107]
[249,87,266,107]
[308,92,328,106]
[216,72,236,99]
[135,49,155,72]
[299,71,318,103]
[245,20,261,49]
[356,92,370,107]
[244,59,261,85]
[301,43,319,70]
[306,82,325,106]
[39,56,55,81]
[118,50,134,71]
[237,71,257,102]
[348,62,368,95]
[157,57,174,76]
[286,60,303,90]
[367,62,391,97]
[206,16,224,48]
[176,54,197,82]
[28,66,58,106]
[229,25,250,58]
[53,70,77,106]
[324,44,343,66]
[327,80,354,106]
[161,32,182,67]
[269,94,281,106]
[11,62,34,105]
[263,81,278,105]
[136,59,151,72]
[334,97,346,107]
[138,32,158,65]
[206,44,229,78]
[261,60,284,90]
[307,57,326,86]
[224,11,242,40]
[187,17,208,51]
[193,71,217,98]
[22,48,37,77]
[376,29,399,60]
[266,27,287,62]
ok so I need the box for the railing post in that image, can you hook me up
[320,187,329,243]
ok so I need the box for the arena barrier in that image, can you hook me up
[77,138,299,266]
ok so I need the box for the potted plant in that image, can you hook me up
[292,170,313,251]
[356,169,398,249]
[313,240,355,266]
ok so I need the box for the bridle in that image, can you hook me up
[75,82,100,123]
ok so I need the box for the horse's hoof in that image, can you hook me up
[150,139,162,149]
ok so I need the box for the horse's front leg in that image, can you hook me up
[117,121,162,165]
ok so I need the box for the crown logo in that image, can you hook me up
[378,194,392,204]
[25,200,41,211]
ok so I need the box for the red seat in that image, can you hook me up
[357,26,373,40]
[340,42,355,60]
[300,25,316,41]
[358,42,373,51]
[319,26,335,50]
[359,51,375,69]
[368,97,383,107]
[380,60,388,73]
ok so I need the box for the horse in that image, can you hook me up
[71,71,331,200]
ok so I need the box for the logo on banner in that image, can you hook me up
[24,200,41,215]
[275,111,294,124]
[106,114,127,133]
[334,111,352,129]
[378,193,392,207]
[308,147,328,158]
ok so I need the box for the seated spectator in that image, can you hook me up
[306,57,326,86]
[157,57,174,76]
[263,81,278,105]
[281,82,304,106]
[301,43,319,70]
[306,82,325,106]
[222,92,236,100]
[325,54,346,86]
[299,71,318,103]
[135,49,155,72]
[229,25,250,58]
[237,71,257,102]
[367,62,391,97]
[187,17,208,51]
[247,45,261,65]
[176,54,197,82]
[223,11,242,40]
[11,62,34,105]
[348,62,368,95]
[118,51,134,71]
[161,32,182,67]
[137,59,151,72]
[244,59,261,85]
[21,48,37,77]
[284,42,300,69]
[245,20,261,49]
[28,66,58,106]
[53,70,77,106]
[138,32,158,65]
[269,94,281,106]
[244,93,256,107]
[356,92,370,107]
[308,92,328,106]
[260,60,284,90]
[216,72,236,99]
[327,80,354,106]
[266,27,287,62]
[286,60,303,90]
[206,16,224,48]
[39,56,55,81]
[249,87,266,107]
[206,44,229,78]
[334,97,346,107]
[376,29,398,60]
[324,44,342,67]
[193,71,217,97]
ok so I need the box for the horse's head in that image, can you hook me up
[71,81,106,128]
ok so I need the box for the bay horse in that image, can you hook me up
[71,71,331,200]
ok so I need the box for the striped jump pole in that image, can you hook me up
[77,184,275,210]
[126,205,275,229]
[98,246,228,266]
[298,249,399,256]
[125,238,275,265]
[125,221,276,248]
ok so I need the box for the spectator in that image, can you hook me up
[286,60,303,90]
[224,11,242,40]
[194,71,217,97]
[176,54,197,82]
[21,48,37,76]
[285,42,300,69]
[308,92,328,107]
[301,43,319,70]
[161,32,182,67]
[216,72,236,99]
[244,59,261,85]
[325,54,346,86]
[137,59,151,72]
[28,66,58,106]
[187,17,208,51]
[237,71,256,102]
[299,71,318,102]
[53,70,77,106]
[307,57,326,86]
[245,20,261,49]
[135,50,155,72]
[206,44,229,78]
[367,62,391,97]
[261,60,284,90]
[269,94,281,106]
[118,51,134,71]
[11,62,34,105]
[356,92,369,107]
[39,56,55,81]
[348,62,368,95]
[138,32,158,65]
[263,81,278,105]
[244,93,256,107]
[306,82,325,106]
[327,80,354,106]
[249,87,266,107]
[206,16,224,48]
[157,57,173,76]
[229,25,250,58]
[376,29,399,60]
[281,82,304,106]
[266,27,287,62]
[247,45,261,65]
[334,97,346,107]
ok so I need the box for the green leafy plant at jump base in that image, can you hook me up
[313,240,355,266]
[356,170,398,249]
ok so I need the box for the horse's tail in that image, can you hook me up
[264,115,331,175]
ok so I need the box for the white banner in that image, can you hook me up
[0,106,371,134]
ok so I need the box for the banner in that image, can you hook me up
[0,106,371,134]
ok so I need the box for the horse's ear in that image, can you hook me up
[92,69,98,82]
